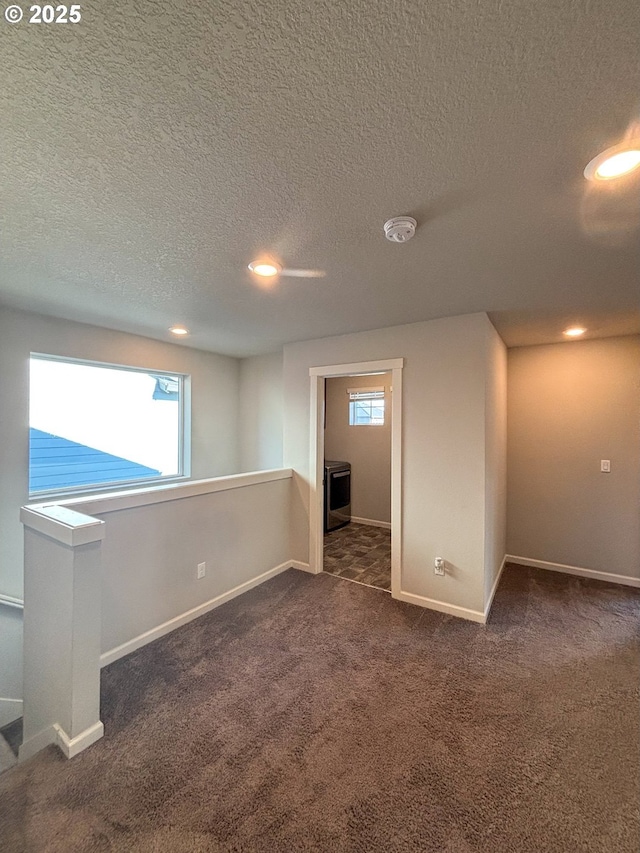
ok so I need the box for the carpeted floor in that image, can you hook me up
[324,522,391,590]
[1,564,638,852]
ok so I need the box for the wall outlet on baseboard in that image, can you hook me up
[434,557,446,576]
[197,562,206,579]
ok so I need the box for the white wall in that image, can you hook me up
[325,373,391,524]
[0,305,241,723]
[0,605,23,727]
[0,305,241,600]
[20,471,292,759]
[21,527,103,757]
[484,326,508,607]
[283,313,505,617]
[71,476,292,658]
[239,352,284,472]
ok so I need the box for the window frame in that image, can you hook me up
[28,353,191,499]
[348,387,385,426]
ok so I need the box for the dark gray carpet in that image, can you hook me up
[1,564,638,852]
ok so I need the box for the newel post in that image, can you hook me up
[19,505,105,761]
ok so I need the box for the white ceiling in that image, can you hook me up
[1,0,639,356]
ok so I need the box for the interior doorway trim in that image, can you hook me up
[309,358,404,597]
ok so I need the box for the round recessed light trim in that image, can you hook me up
[169,325,189,336]
[563,326,586,338]
[584,141,640,181]
[248,260,282,277]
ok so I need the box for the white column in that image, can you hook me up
[19,505,105,761]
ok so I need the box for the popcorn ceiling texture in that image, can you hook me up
[1,0,639,354]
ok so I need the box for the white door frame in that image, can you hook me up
[308,358,404,597]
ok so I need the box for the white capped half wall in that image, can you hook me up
[20,470,294,759]
[61,472,292,658]
[0,305,242,718]
[0,305,241,601]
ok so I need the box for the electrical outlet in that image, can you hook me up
[434,557,445,576]
[600,460,611,473]
[197,562,206,579]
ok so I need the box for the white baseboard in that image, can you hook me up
[351,517,391,529]
[0,698,23,728]
[484,555,507,621]
[100,561,293,667]
[506,556,640,588]
[20,720,104,762]
[290,560,314,573]
[395,590,486,624]
[55,721,104,759]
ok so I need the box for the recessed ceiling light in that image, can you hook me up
[169,325,189,336]
[584,141,640,181]
[563,327,586,337]
[248,261,282,277]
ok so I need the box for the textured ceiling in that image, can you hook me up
[1,0,639,356]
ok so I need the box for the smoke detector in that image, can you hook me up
[383,216,417,243]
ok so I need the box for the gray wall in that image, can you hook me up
[283,313,507,617]
[0,305,241,600]
[86,479,291,656]
[484,325,508,606]
[0,305,241,723]
[325,373,391,524]
[20,472,293,758]
[0,606,23,726]
[239,351,284,472]
[507,335,640,579]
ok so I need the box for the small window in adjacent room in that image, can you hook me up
[348,387,385,426]
[29,355,188,496]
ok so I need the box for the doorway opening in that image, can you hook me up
[309,359,403,597]
[323,373,392,590]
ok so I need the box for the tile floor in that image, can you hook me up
[323,522,391,591]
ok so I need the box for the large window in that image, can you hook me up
[29,355,188,495]
[348,387,385,426]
